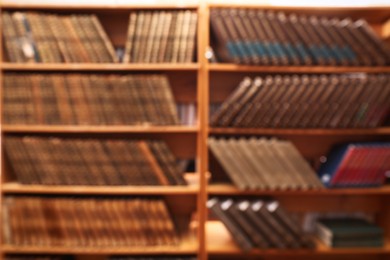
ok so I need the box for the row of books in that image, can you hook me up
[319,143,390,187]
[315,218,384,248]
[207,198,314,251]
[123,10,197,63]
[208,137,323,190]
[3,73,179,126]
[2,12,117,63]
[210,8,390,66]
[5,136,186,186]
[3,197,179,247]
[211,74,390,128]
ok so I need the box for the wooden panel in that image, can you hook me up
[168,71,198,103]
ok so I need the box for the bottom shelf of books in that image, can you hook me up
[1,195,198,255]
[206,197,390,258]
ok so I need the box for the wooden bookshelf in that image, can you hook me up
[1,2,390,260]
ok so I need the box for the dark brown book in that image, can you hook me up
[149,11,165,63]
[277,12,312,65]
[71,15,100,63]
[184,11,198,62]
[177,10,192,63]
[240,77,274,127]
[283,75,318,128]
[62,16,90,62]
[4,137,36,184]
[210,9,240,64]
[89,14,118,63]
[310,16,348,66]
[238,200,287,248]
[266,201,315,248]
[231,77,263,127]
[210,77,252,126]
[331,18,371,66]
[170,11,185,63]
[303,15,337,66]
[258,10,289,65]
[158,11,174,62]
[224,199,269,248]
[267,11,301,66]
[231,9,260,65]
[355,19,390,64]
[260,75,292,127]
[137,11,153,62]
[207,198,254,251]
[343,19,386,66]
[220,79,258,127]
[143,12,160,63]
[251,200,300,248]
[123,11,138,63]
[2,12,25,62]
[47,14,73,63]
[252,76,284,127]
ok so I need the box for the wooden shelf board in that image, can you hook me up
[1,244,197,255]
[208,64,390,73]
[207,184,390,196]
[2,182,199,195]
[206,221,390,255]
[2,125,199,134]
[209,127,390,136]
[1,63,200,71]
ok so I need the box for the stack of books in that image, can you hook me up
[5,136,187,186]
[315,218,384,248]
[3,196,179,247]
[208,137,323,190]
[3,73,179,126]
[207,198,315,251]
[318,143,390,188]
[123,10,198,63]
[210,8,390,66]
[210,74,390,128]
[2,12,117,63]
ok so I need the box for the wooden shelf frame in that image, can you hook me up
[2,125,199,134]
[1,2,390,260]
[2,182,200,195]
[207,64,390,73]
[209,127,390,136]
[207,184,390,196]
[1,63,200,71]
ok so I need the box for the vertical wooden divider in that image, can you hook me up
[197,1,209,260]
